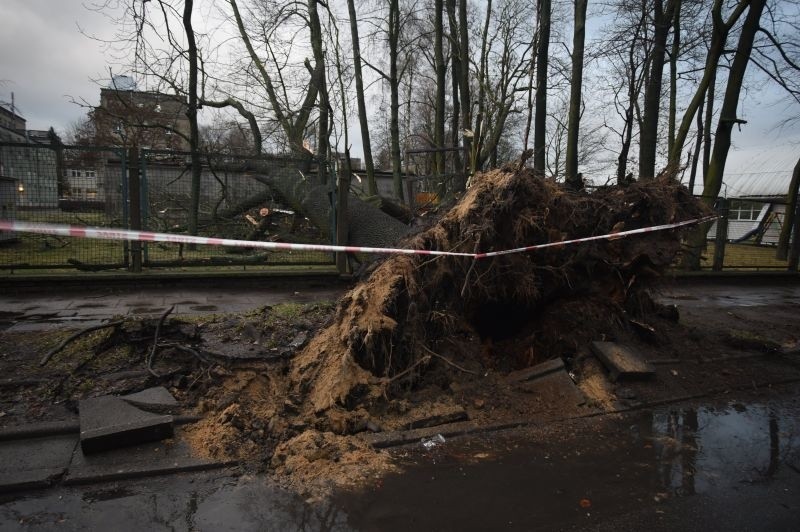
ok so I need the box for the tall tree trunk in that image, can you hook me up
[688,96,704,193]
[703,0,765,202]
[639,0,675,180]
[683,0,766,270]
[475,0,494,166]
[702,73,715,178]
[389,0,404,201]
[447,0,463,178]
[565,0,588,188]
[777,156,800,260]
[347,0,377,196]
[670,0,748,165]
[183,0,201,241]
[434,0,446,178]
[667,1,681,158]
[456,0,471,188]
[533,0,551,176]
[309,0,329,184]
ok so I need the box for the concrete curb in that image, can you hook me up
[0,415,201,442]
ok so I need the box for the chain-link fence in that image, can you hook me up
[0,143,335,273]
[1,143,798,274]
[0,142,128,271]
[698,196,797,270]
[139,149,333,268]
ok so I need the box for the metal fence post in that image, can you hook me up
[712,198,729,271]
[335,163,351,274]
[128,146,142,272]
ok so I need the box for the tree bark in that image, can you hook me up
[389,0,404,201]
[435,0,446,178]
[533,0,551,175]
[670,0,749,165]
[667,1,681,158]
[682,0,766,270]
[347,0,377,196]
[183,0,202,240]
[638,0,675,180]
[565,0,588,188]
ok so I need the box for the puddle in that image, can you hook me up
[336,399,800,531]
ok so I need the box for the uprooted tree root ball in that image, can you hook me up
[290,166,709,416]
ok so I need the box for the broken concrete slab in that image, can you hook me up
[65,432,235,485]
[0,420,79,441]
[590,341,655,382]
[122,386,180,414]
[0,435,77,492]
[79,396,173,454]
[506,358,565,383]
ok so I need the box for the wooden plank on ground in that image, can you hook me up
[590,341,655,382]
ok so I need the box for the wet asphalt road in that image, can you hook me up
[1,387,799,531]
[1,278,799,530]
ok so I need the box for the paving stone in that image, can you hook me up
[0,435,77,492]
[79,396,174,454]
[590,341,655,382]
[65,434,233,485]
[122,387,180,414]
[506,358,565,383]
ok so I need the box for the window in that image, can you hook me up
[85,170,96,178]
[729,200,762,221]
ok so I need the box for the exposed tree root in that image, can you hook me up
[290,165,709,415]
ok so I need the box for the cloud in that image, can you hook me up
[0,0,116,132]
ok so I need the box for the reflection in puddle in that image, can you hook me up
[642,403,799,495]
[336,398,800,531]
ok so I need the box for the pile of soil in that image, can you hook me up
[290,165,709,417]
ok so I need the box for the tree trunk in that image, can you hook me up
[565,0,588,188]
[446,0,463,179]
[347,0,377,196]
[253,174,410,250]
[777,156,800,260]
[308,0,329,184]
[688,96,704,193]
[456,0,471,188]
[683,0,766,270]
[389,0,404,202]
[667,1,681,158]
[533,0,551,175]
[434,0,446,178]
[183,0,202,241]
[639,0,675,180]
[670,0,748,165]
[702,0,765,203]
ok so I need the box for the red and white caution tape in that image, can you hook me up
[476,216,718,258]
[0,216,715,260]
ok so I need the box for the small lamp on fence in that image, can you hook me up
[17,182,24,193]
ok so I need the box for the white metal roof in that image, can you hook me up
[689,140,799,198]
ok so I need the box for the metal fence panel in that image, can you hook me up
[700,196,793,270]
[0,142,127,271]
[140,150,334,269]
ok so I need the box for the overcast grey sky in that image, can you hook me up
[1,0,797,171]
[0,1,119,132]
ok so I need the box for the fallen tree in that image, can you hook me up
[253,174,411,249]
[289,163,709,414]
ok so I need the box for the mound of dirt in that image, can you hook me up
[289,165,709,417]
